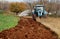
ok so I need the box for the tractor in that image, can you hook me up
[32,5,48,21]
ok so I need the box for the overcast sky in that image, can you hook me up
[5,0,24,2]
[1,0,39,2]
[1,0,60,3]
[0,0,43,2]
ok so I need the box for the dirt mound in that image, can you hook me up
[0,18,58,39]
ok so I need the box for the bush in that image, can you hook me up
[9,2,28,15]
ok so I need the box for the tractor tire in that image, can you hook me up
[32,14,36,21]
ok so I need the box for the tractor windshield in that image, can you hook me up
[36,7,43,11]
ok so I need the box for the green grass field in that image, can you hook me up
[0,12,19,32]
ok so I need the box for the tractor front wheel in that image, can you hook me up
[32,14,36,21]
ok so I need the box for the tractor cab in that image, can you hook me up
[32,5,48,21]
[33,5,48,17]
[33,5,45,16]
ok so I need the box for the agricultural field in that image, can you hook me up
[0,18,58,39]
[0,11,59,39]
[0,0,60,39]
[36,17,60,39]
[23,16,60,39]
[0,11,19,32]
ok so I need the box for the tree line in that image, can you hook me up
[0,0,60,15]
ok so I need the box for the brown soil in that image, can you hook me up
[0,18,58,39]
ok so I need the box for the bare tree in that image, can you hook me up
[23,0,37,15]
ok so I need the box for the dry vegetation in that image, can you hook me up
[37,17,60,39]
[9,2,29,15]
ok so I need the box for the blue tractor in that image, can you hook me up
[32,5,48,21]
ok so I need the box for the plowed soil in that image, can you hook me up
[0,18,58,39]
